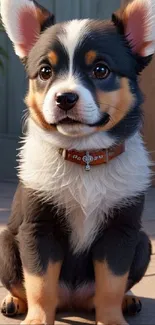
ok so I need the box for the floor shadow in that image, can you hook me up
[9,297,155,325]
[56,297,155,325]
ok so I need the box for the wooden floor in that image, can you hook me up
[0,182,154,325]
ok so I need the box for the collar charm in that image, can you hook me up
[82,151,94,171]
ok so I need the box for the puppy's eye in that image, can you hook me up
[39,66,52,81]
[93,63,110,79]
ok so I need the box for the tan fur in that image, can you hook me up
[123,1,146,22]
[94,260,128,325]
[85,50,97,65]
[22,262,62,325]
[73,296,95,311]
[48,51,58,66]
[25,80,56,131]
[10,284,26,301]
[26,75,134,133]
[35,5,51,27]
[96,77,135,132]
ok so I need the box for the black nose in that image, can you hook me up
[56,92,79,111]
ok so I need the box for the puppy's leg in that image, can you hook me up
[92,196,144,325]
[127,231,152,291]
[94,260,128,325]
[21,262,62,325]
[19,223,63,325]
[0,229,27,316]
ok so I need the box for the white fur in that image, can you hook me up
[59,20,89,74]
[19,119,151,254]
[0,0,37,57]
[30,121,115,150]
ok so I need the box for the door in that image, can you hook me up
[0,34,26,182]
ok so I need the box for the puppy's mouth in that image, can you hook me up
[52,113,111,137]
[53,113,110,127]
[57,117,82,125]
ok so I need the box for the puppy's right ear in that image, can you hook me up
[112,0,155,72]
[0,0,54,59]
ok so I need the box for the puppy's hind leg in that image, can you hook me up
[123,231,152,316]
[0,229,27,317]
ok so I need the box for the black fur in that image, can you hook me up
[92,195,145,275]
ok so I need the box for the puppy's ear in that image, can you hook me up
[112,0,155,70]
[0,0,54,59]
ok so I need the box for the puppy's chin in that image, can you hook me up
[56,123,96,137]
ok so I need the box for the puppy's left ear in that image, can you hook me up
[112,0,155,71]
[33,1,55,30]
[0,0,54,59]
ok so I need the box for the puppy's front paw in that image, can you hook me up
[21,319,44,325]
[96,318,128,325]
[96,320,128,325]
[122,295,142,315]
[1,295,27,317]
[96,308,128,325]
[21,307,55,325]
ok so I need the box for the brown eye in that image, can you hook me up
[93,63,110,79]
[39,66,52,81]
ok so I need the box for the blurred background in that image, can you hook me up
[0,0,155,183]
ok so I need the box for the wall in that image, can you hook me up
[39,0,120,21]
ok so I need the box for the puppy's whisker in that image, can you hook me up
[78,108,97,113]
[109,116,117,127]
[21,111,29,134]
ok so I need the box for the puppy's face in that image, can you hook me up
[26,19,137,139]
[1,0,155,144]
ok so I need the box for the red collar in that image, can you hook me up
[59,143,125,171]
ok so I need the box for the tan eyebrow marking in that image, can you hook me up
[48,51,58,65]
[85,50,97,65]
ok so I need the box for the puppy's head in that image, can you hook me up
[1,0,155,146]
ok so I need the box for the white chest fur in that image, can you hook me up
[19,125,151,253]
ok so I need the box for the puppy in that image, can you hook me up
[0,0,154,324]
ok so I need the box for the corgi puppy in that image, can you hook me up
[0,0,154,324]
